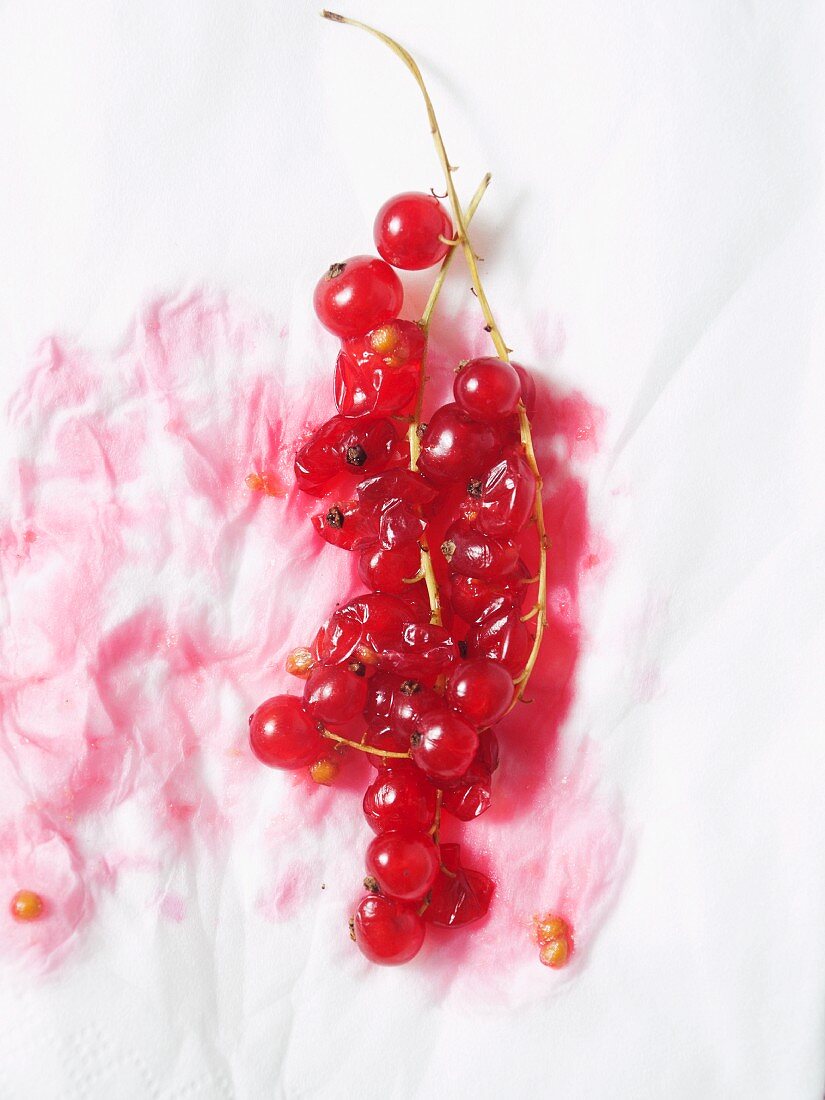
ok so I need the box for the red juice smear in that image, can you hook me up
[0,294,626,990]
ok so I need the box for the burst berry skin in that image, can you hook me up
[313,256,404,339]
[454,357,522,421]
[411,708,479,781]
[358,542,422,593]
[477,450,536,536]
[512,362,536,418]
[449,568,529,624]
[365,831,440,901]
[303,663,368,725]
[466,606,533,676]
[249,695,325,769]
[353,894,425,965]
[418,403,499,486]
[374,192,454,270]
[446,657,513,726]
[363,764,438,834]
[441,521,520,580]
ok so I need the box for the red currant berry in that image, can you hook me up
[449,560,531,623]
[446,657,513,726]
[373,192,454,270]
[353,894,425,965]
[365,831,439,901]
[311,501,378,551]
[475,450,535,536]
[249,695,325,769]
[358,541,422,593]
[411,708,479,781]
[454,357,521,421]
[466,606,533,676]
[423,843,494,927]
[303,663,368,725]
[441,521,520,580]
[363,764,438,834]
[418,403,499,486]
[313,256,403,339]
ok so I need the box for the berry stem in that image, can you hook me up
[322,10,549,707]
[409,174,490,627]
[320,726,411,759]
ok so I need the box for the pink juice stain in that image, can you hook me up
[0,291,625,992]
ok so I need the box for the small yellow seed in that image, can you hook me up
[535,915,569,944]
[10,890,45,922]
[369,324,399,356]
[286,647,314,679]
[310,759,340,785]
[539,937,569,969]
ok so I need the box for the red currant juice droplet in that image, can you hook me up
[313,256,404,339]
[373,192,454,270]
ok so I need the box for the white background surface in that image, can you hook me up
[1,1,824,1097]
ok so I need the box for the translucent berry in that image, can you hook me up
[313,256,403,339]
[374,192,454,270]
[335,320,425,417]
[417,403,499,486]
[311,501,377,551]
[466,606,533,676]
[410,708,479,781]
[449,560,531,623]
[365,831,440,901]
[353,893,425,965]
[441,521,520,580]
[423,843,495,927]
[303,662,368,725]
[249,695,325,769]
[454,357,522,421]
[363,764,438,834]
[473,450,536,536]
[358,542,422,593]
[446,657,513,726]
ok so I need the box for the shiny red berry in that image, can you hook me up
[446,657,513,726]
[449,560,531,623]
[365,831,440,901]
[303,663,368,725]
[441,521,520,580]
[335,320,425,417]
[358,541,422,593]
[411,708,479,781]
[353,894,425,965]
[454,357,521,421]
[374,192,454,270]
[476,450,536,536]
[363,764,438,834]
[249,695,324,769]
[313,256,403,339]
[466,606,533,676]
[418,403,499,486]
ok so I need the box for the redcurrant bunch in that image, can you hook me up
[247,13,562,968]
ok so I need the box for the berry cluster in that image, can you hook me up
[249,12,550,966]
